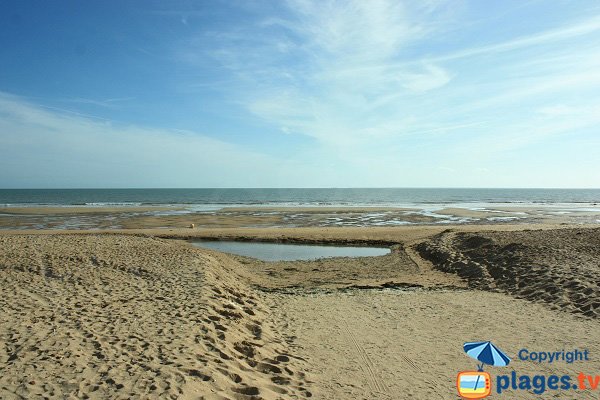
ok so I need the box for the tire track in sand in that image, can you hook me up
[342,322,391,398]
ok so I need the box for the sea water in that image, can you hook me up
[1,188,599,208]
[1,188,599,229]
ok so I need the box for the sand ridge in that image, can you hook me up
[415,227,600,318]
[0,235,310,399]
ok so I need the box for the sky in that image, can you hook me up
[0,0,599,188]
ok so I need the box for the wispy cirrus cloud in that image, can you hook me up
[3,1,599,188]
[59,96,136,108]
[432,14,600,62]
[196,0,599,187]
[193,0,455,146]
[192,0,600,160]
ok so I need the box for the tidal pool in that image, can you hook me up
[190,240,390,261]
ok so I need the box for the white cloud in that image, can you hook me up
[5,2,599,188]
[288,0,417,60]
[399,64,452,92]
[150,2,600,186]
[199,0,454,146]
[433,14,600,62]
[0,93,285,187]
[536,105,580,117]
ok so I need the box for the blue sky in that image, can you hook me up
[1,0,599,188]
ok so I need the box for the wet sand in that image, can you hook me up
[2,204,600,230]
[1,224,599,399]
[0,206,181,215]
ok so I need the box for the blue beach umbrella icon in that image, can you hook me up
[464,341,511,371]
[463,341,511,395]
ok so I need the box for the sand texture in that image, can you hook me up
[415,227,600,318]
[1,225,599,399]
[0,235,310,399]
[272,290,599,399]
[219,243,465,293]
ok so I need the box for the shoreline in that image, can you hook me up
[1,222,597,241]
[2,204,600,231]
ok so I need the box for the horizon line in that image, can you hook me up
[1,187,599,191]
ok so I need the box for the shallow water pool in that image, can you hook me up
[190,240,390,261]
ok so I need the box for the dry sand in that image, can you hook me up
[416,227,600,318]
[1,225,599,399]
[272,290,599,399]
[0,235,310,399]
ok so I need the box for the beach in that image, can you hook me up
[3,203,600,230]
[1,222,599,399]
[3,0,600,396]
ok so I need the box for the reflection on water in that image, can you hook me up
[190,240,390,261]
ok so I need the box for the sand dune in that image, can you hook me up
[415,227,600,318]
[0,235,309,399]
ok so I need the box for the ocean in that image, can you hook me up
[1,188,599,208]
[1,188,600,229]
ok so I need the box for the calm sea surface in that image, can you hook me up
[1,188,599,207]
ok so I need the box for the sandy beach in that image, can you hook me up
[3,0,600,397]
[1,223,599,399]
